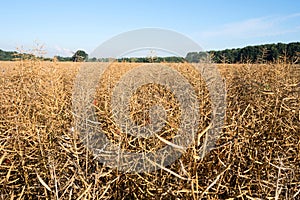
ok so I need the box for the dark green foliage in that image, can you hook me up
[0,49,35,61]
[72,50,88,62]
[0,49,17,61]
[54,56,72,62]
[186,42,300,64]
[0,49,54,61]
[1,42,299,63]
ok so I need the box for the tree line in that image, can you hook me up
[1,42,299,63]
[0,49,88,62]
[186,42,300,64]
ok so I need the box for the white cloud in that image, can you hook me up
[53,45,74,57]
[199,13,300,39]
[44,45,91,58]
[279,13,300,21]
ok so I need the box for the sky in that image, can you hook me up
[1,0,300,57]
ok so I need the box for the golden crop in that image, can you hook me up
[0,60,299,199]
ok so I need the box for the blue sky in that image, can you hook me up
[1,0,300,57]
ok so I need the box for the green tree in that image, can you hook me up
[268,46,279,62]
[287,42,300,63]
[88,57,97,62]
[72,50,88,62]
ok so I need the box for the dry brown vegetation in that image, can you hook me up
[0,60,299,199]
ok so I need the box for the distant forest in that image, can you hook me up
[0,50,52,61]
[187,42,300,64]
[1,42,299,64]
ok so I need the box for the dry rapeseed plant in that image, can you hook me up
[0,59,299,199]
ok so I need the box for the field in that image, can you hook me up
[0,60,299,199]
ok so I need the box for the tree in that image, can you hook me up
[88,57,97,62]
[72,50,88,62]
[268,46,278,62]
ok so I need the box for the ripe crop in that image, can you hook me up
[0,60,299,199]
